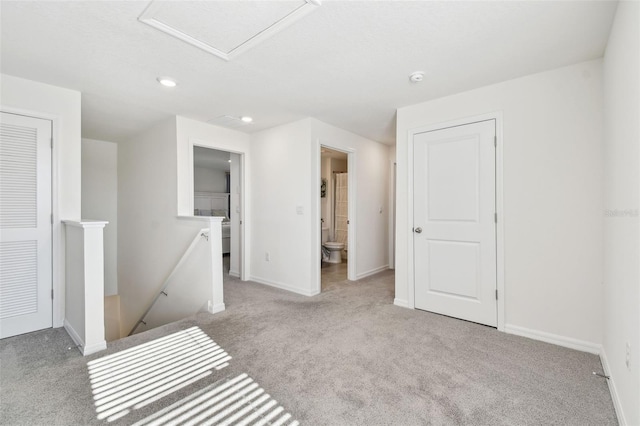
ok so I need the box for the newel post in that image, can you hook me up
[62,220,108,355]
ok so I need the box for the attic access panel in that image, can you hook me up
[138,0,320,61]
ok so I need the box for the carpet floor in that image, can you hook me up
[1,269,617,425]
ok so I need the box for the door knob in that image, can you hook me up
[414,227,422,233]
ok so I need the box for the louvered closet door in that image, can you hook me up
[0,112,52,338]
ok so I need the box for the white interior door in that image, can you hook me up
[413,119,497,327]
[0,112,52,338]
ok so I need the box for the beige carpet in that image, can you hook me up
[0,269,617,425]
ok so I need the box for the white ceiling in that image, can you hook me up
[0,1,617,145]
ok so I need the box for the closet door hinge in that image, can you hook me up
[51,138,53,149]
[51,289,54,300]
[494,136,497,147]
[495,289,498,300]
[494,212,497,223]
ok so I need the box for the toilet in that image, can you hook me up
[322,227,345,264]
[323,241,345,264]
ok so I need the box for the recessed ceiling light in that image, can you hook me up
[157,77,177,87]
[409,71,425,83]
[228,160,232,163]
[240,116,253,123]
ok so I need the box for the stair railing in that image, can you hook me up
[128,228,211,336]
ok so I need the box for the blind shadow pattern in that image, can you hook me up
[87,327,231,422]
[133,373,299,426]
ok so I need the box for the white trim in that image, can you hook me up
[250,275,320,297]
[64,319,83,349]
[494,113,506,331]
[228,270,240,278]
[504,324,601,355]
[355,264,389,280]
[393,298,409,308]
[138,1,320,61]
[388,159,396,270]
[347,150,357,282]
[600,348,627,425]
[406,128,415,310]
[62,220,108,228]
[0,106,64,328]
[177,215,224,223]
[311,139,322,295]
[83,341,107,356]
[208,302,226,314]
[406,112,505,331]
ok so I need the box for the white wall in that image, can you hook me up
[250,119,315,294]
[388,145,396,269]
[194,166,227,193]
[82,138,118,296]
[251,118,392,292]
[311,119,390,281]
[118,118,214,335]
[1,74,81,327]
[396,60,604,347]
[602,2,640,424]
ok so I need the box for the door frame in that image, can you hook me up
[406,112,505,331]
[389,160,396,270]
[312,140,357,293]
[0,106,61,328]
[188,139,248,281]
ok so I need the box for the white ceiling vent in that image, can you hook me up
[138,0,321,61]
[207,115,254,129]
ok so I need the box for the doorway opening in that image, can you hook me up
[319,146,350,292]
[192,146,244,280]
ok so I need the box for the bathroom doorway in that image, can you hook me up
[320,146,350,291]
[192,146,244,280]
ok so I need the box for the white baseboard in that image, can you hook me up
[63,319,84,353]
[228,270,240,278]
[393,298,409,308]
[600,348,627,425]
[250,275,318,297]
[356,264,389,280]
[83,341,107,356]
[210,303,226,314]
[504,324,601,354]
[64,319,106,356]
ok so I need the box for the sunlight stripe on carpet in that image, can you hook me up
[87,326,231,422]
[132,374,299,426]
